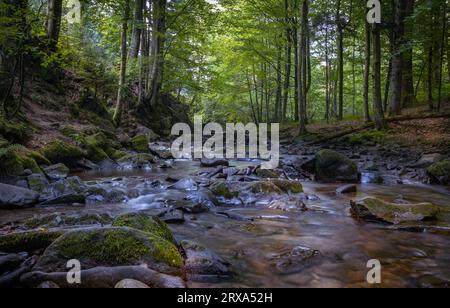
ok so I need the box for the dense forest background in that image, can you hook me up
[0,0,448,131]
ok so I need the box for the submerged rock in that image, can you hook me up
[181,240,231,282]
[314,150,359,183]
[33,227,184,275]
[168,178,198,191]
[350,198,440,225]
[0,183,40,209]
[268,246,320,275]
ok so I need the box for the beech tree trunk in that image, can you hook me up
[129,0,144,59]
[363,10,372,123]
[47,0,63,50]
[372,23,386,130]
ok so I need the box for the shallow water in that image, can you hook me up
[1,160,450,288]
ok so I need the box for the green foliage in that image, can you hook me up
[348,130,386,145]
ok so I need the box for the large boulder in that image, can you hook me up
[33,227,184,275]
[0,183,40,209]
[131,130,160,152]
[149,143,173,160]
[0,145,49,177]
[40,140,84,168]
[314,150,359,183]
[43,164,70,180]
[0,230,64,253]
[427,160,450,185]
[112,213,174,243]
[350,198,441,225]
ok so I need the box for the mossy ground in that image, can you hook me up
[0,230,64,253]
[428,160,450,180]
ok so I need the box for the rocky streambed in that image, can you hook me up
[0,142,450,288]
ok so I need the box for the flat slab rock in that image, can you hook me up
[0,183,40,209]
[351,198,441,225]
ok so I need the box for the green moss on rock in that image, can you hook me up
[0,116,31,144]
[271,179,303,193]
[210,182,239,199]
[256,169,279,178]
[315,149,358,183]
[250,181,284,195]
[349,130,386,145]
[41,140,84,167]
[0,230,64,253]
[428,160,450,185]
[0,145,49,177]
[132,131,160,153]
[112,213,174,243]
[35,227,183,273]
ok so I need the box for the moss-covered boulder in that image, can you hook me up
[112,213,174,243]
[250,181,284,195]
[0,230,64,253]
[270,180,303,194]
[23,213,113,229]
[314,149,359,183]
[34,227,183,275]
[43,163,70,180]
[255,169,279,178]
[350,198,441,225]
[132,131,159,153]
[427,160,450,186]
[40,140,84,167]
[0,145,49,177]
[210,182,239,199]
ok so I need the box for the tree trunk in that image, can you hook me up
[129,0,144,59]
[372,23,386,130]
[336,0,344,120]
[325,15,331,122]
[363,11,372,123]
[401,0,415,108]
[148,0,167,107]
[113,0,131,126]
[438,1,447,111]
[428,46,434,111]
[47,0,63,50]
[293,25,300,122]
[275,43,282,122]
[298,0,309,135]
[388,0,405,116]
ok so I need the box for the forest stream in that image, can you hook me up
[1,152,449,288]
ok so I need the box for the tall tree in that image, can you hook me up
[401,0,415,108]
[298,0,309,135]
[148,0,167,107]
[282,0,292,121]
[46,0,63,50]
[363,7,372,123]
[335,0,344,120]
[372,22,386,130]
[129,0,144,59]
[113,0,131,126]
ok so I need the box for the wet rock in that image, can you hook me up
[336,184,357,194]
[21,265,186,288]
[149,143,173,159]
[268,246,320,275]
[314,150,359,183]
[0,183,40,209]
[23,213,112,229]
[117,153,156,169]
[33,227,184,276]
[268,198,307,212]
[115,279,150,288]
[43,164,70,180]
[223,167,240,177]
[132,131,160,152]
[210,182,239,199]
[427,160,450,185]
[0,252,28,274]
[0,230,64,253]
[168,178,198,191]
[200,158,229,168]
[112,213,174,243]
[158,209,185,224]
[27,174,49,193]
[181,240,231,282]
[76,158,100,170]
[41,140,84,168]
[350,198,440,225]
[408,153,443,169]
[0,255,38,288]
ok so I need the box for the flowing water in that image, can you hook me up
[1,160,450,288]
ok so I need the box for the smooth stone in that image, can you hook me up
[115,279,150,288]
[43,163,70,180]
[200,158,229,168]
[0,183,40,209]
[336,184,357,194]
